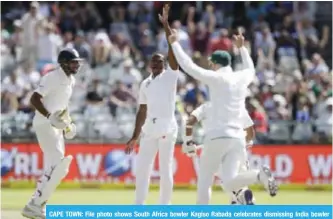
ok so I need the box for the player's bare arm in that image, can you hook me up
[186,115,198,137]
[245,125,255,143]
[158,4,179,70]
[126,104,147,154]
[30,92,51,118]
[182,114,197,157]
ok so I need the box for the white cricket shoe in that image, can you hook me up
[259,166,278,197]
[21,200,46,219]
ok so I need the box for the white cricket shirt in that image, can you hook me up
[171,42,255,139]
[138,67,179,137]
[191,102,254,133]
[33,68,75,125]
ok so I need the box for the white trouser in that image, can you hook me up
[135,130,177,205]
[34,122,65,170]
[217,150,250,202]
[31,121,65,204]
[197,137,259,205]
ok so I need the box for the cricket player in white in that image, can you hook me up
[167,8,278,204]
[184,102,256,205]
[125,5,179,205]
[22,48,82,219]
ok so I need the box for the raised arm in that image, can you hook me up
[169,38,218,84]
[233,35,255,86]
[158,4,179,70]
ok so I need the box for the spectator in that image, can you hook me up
[266,2,291,29]
[158,20,192,56]
[21,1,43,67]
[247,99,268,143]
[256,61,275,84]
[10,20,23,60]
[305,53,329,77]
[118,59,142,89]
[80,3,102,31]
[183,80,208,113]
[37,22,63,71]
[72,30,92,63]
[19,61,41,89]
[138,31,156,58]
[275,15,296,36]
[92,30,112,66]
[315,97,332,140]
[109,81,136,117]
[2,68,28,98]
[1,90,19,116]
[109,4,131,40]
[110,32,132,64]
[208,28,232,54]
[275,30,299,73]
[269,94,289,121]
[187,5,215,55]
[255,27,276,66]
[292,98,314,143]
[246,2,267,25]
[59,2,81,32]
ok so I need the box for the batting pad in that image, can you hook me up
[35,155,73,205]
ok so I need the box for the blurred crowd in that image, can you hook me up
[1,1,332,144]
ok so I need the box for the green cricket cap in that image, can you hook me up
[209,50,231,67]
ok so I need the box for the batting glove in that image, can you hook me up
[64,123,77,139]
[48,110,68,129]
[182,136,197,157]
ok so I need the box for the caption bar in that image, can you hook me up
[46,205,332,219]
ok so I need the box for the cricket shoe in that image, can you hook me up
[235,189,255,205]
[259,166,278,197]
[21,200,46,219]
[242,189,255,205]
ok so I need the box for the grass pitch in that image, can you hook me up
[1,189,332,219]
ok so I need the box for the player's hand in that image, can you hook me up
[246,140,254,149]
[64,123,77,139]
[182,136,197,157]
[168,29,178,44]
[233,33,245,49]
[48,110,68,129]
[158,4,170,25]
[125,137,137,154]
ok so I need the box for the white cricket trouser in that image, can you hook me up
[217,150,250,203]
[197,137,259,205]
[31,121,65,203]
[135,131,177,205]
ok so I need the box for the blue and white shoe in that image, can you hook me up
[234,189,256,205]
[243,189,255,205]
